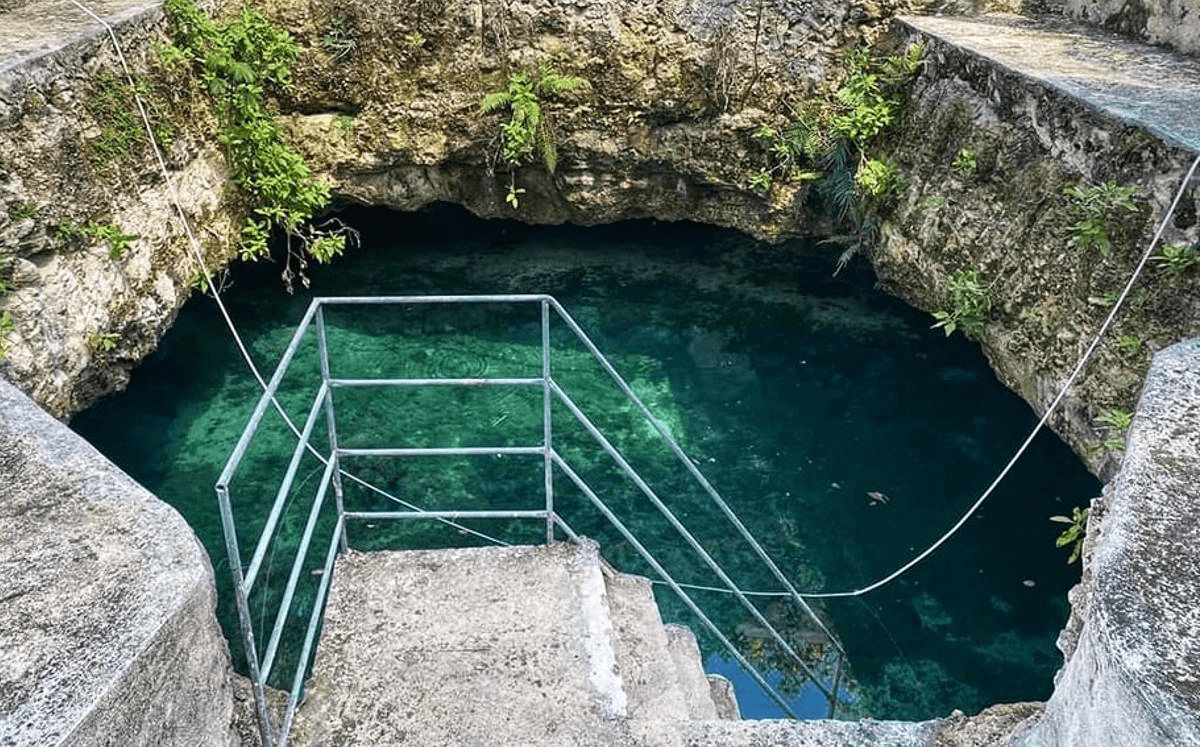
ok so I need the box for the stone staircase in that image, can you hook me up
[284,541,951,747]
[288,541,741,747]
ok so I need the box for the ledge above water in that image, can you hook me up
[896,13,1200,154]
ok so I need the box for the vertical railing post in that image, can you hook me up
[542,299,554,544]
[316,304,348,552]
[216,482,277,747]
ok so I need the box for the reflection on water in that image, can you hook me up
[71,204,1098,720]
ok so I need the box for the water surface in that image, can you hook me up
[72,204,1098,720]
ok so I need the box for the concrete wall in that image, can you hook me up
[0,377,237,747]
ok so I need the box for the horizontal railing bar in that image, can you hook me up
[337,446,543,458]
[337,469,512,547]
[276,515,344,747]
[218,299,321,489]
[550,381,836,700]
[344,510,547,521]
[544,297,843,653]
[550,451,801,719]
[243,380,330,595]
[259,456,337,684]
[313,294,550,305]
[330,377,543,388]
[648,579,794,597]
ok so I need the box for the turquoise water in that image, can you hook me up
[71,204,1098,720]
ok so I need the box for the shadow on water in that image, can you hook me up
[71,203,1099,721]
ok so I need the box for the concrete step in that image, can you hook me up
[602,568,691,724]
[662,624,719,721]
[684,718,939,746]
[705,675,741,721]
[290,542,641,746]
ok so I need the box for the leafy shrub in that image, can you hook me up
[932,269,992,337]
[1095,407,1132,452]
[1050,506,1089,564]
[89,332,120,352]
[1151,242,1199,275]
[1063,181,1137,255]
[952,148,976,176]
[165,0,349,272]
[854,158,906,199]
[55,218,138,260]
[1116,334,1143,357]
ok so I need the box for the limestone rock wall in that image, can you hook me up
[265,0,930,240]
[875,17,1200,476]
[0,0,240,418]
[1016,338,1200,746]
[0,376,237,747]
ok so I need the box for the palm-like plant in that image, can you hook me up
[481,61,590,174]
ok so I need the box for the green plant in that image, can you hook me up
[749,168,772,192]
[1050,506,1089,564]
[1095,407,1132,451]
[754,42,922,274]
[1063,181,1137,255]
[854,157,905,198]
[89,332,120,352]
[505,184,526,209]
[333,113,355,133]
[932,269,992,337]
[55,218,137,259]
[85,71,173,167]
[404,31,425,48]
[0,311,13,359]
[952,148,976,176]
[1116,334,1143,357]
[752,123,824,188]
[93,223,138,260]
[166,0,353,282]
[322,16,355,61]
[7,202,37,221]
[480,61,591,174]
[1151,242,1199,275]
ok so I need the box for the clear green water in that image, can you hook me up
[71,204,1098,721]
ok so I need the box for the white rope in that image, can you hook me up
[803,152,1200,599]
[77,1,1200,603]
[72,0,509,548]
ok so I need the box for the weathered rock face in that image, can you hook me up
[1016,338,1200,746]
[1064,0,1200,58]
[0,0,241,418]
[0,0,941,419]
[267,0,929,236]
[877,14,1200,476]
[0,376,237,747]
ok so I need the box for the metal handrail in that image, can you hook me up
[215,295,846,747]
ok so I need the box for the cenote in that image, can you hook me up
[71,203,1099,722]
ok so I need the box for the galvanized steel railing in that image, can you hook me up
[216,295,847,747]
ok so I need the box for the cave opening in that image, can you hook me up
[70,202,1099,721]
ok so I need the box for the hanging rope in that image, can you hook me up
[69,0,509,547]
[70,1,1200,601]
[802,152,1200,599]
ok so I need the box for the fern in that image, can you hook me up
[481,62,590,175]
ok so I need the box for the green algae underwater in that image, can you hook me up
[71,204,1099,721]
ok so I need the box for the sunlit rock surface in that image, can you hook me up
[1020,338,1200,747]
[0,377,236,747]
